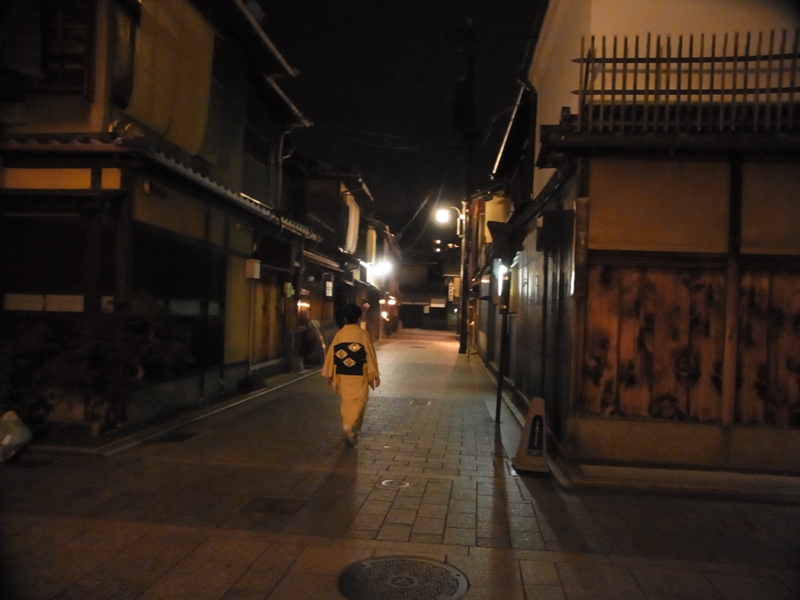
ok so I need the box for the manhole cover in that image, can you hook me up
[381,480,410,488]
[338,556,468,600]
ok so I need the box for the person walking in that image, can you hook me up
[322,303,380,445]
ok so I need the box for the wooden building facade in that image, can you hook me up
[0,0,393,428]
[480,0,800,475]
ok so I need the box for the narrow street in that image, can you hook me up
[1,329,798,600]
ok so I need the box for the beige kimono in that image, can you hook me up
[322,324,380,432]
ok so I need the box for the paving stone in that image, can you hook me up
[3,331,800,600]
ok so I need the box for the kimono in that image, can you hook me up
[322,324,380,432]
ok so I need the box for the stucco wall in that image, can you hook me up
[588,158,729,253]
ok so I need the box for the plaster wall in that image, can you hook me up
[742,161,800,255]
[588,158,729,252]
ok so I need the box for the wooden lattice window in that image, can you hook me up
[36,0,96,98]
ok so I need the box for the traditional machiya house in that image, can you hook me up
[359,217,401,340]
[282,155,400,363]
[0,0,324,428]
[482,0,800,476]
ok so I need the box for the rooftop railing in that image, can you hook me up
[574,29,800,133]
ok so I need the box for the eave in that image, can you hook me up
[491,85,530,181]
[261,75,313,128]
[224,0,298,78]
[539,127,800,168]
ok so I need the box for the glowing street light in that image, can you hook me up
[435,208,453,223]
[435,206,465,236]
[369,260,393,278]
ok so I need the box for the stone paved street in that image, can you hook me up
[1,329,799,599]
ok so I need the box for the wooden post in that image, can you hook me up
[721,158,743,427]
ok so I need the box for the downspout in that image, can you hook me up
[277,130,289,210]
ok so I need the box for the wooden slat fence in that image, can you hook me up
[581,265,800,428]
[575,29,800,132]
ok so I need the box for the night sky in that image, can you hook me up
[263,2,541,247]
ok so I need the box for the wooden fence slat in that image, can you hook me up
[618,268,654,417]
[731,32,739,130]
[744,32,752,127]
[588,36,596,131]
[677,35,684,131]
[755,31,763,131]
[737,271,769,425]
[708,33,717,129]
[600,35,607,131]
[767,273,800,427]
[791,29,799,126]
[766,30,775,130]
[778,29,787,130]
[656,35,663,129]
[622,36,629,130]
[611,35,618,130]
[651,270,691,420]
[644,33,652,131]
[687,34,694,126]
[634,35,640,130]
[698,33,705,131]
[688,271,725,422]
[578,36,586,130]
[665,35,672,130]
[720,33,728,130]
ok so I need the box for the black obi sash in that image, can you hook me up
[333,341,367,375]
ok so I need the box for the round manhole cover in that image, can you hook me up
[381,479,410,488]
[338,556,468,600]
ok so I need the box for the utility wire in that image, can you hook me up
[400,176,447,252]
[397,174,447,239]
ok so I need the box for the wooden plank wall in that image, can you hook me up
[583,264,800,427]
[582,265,727,422]
[511,247,545,399]
[737,271,800,427]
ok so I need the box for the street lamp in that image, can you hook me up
[435,206,465,237]
[435,204,469,354]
